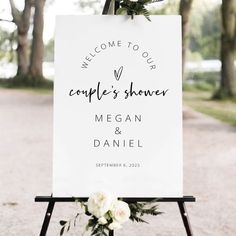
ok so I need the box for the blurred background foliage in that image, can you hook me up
[0,0,223,64]
[152,0,222,61]
[0,0,236,123]
[0,27,16,62]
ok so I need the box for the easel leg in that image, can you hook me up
[39,201,55,236]
[102,0,112,14]
[178,202,193,236]
[109,230,114,236]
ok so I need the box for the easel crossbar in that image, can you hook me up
[35,196,196,203]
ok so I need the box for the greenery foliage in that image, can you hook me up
[128,200,162,223]
[117,0,154,21]
[59,199,162,236]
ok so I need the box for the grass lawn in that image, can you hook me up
[184,91,236,126]
[0,78,53,95]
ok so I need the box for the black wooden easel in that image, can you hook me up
[35,196,195,236]
[102,0,119,15]
[35,1,196,235]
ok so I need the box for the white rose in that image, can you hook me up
[108,221,122,230]
[110,200,131,223]
[87,192,113,218]
[98,216,108,225]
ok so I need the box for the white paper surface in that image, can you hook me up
[54,15,183,197]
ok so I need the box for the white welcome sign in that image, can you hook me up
[54,16,182,197]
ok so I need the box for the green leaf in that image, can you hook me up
[88,218,95,227]
[67,222,70,232]
[85,211,92,216]
[116,7,128,15]
[128,201,162,224]
[59,220,67,226]
[60,226,65,236]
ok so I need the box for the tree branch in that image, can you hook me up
[9,0,21,25]
[22,0,33,31]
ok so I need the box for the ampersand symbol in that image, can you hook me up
[115,127,121,135]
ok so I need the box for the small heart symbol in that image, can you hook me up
[114,66,123,81]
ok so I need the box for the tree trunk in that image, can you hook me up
[29,0,45,78]
[16,30,28,75]
[179,0,193,78]
[219,0,236,97]
[9,0,32,76]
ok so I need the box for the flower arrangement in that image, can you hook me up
[116,0,164,21]
[59,192,162,236]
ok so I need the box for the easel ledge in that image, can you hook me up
[35,195,195,202]
[35,196,196,236]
